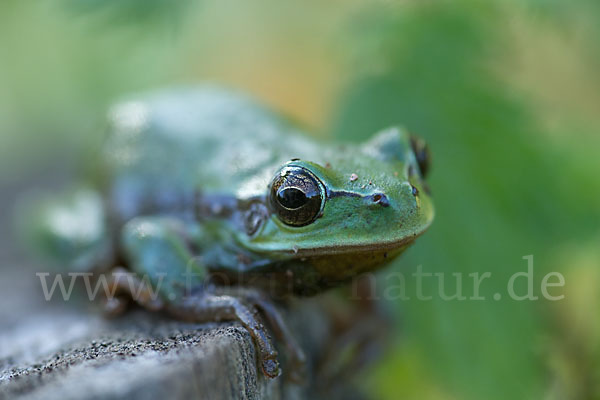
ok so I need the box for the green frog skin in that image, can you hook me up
[27,86,434,379]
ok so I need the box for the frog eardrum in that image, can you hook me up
[269,165,325,227]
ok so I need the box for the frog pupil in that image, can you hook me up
[277,187,307,209]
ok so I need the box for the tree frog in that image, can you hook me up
[26,86,434,379]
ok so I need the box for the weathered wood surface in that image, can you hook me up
[0,302,330,400]
[0,263,341,400]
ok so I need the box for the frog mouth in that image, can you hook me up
[285,224,430,257]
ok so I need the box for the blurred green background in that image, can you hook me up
[1,0,599,399]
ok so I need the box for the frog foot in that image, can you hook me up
[231,288,307,383]
[168,292,283,379]
[261,354,281,379]
[101,266,165,317]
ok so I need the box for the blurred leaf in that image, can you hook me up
[63,0,195,27]
[331,2,600,400]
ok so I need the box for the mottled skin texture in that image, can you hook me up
[27,86,434,379]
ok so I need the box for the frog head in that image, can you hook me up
[235,127,434,288]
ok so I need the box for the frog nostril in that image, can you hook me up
[371,193,389,207]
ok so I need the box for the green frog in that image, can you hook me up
[26,86,433,379]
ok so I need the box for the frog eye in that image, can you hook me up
[410,135,431,178]
[269,166,325,227]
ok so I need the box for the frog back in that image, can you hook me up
[102,86,319,220]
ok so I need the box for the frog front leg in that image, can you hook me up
[168,293,281,378]
[216,287,307,382]
[119,216,281,378]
